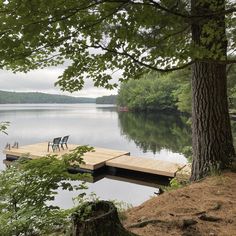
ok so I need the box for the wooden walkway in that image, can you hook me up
[106,155,183,177]
[3,143,130,170]
[3,142,189,178]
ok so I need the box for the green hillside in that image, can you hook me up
[96,95,117,104]
[0,91,96,104]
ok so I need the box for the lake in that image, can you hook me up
[0,104,191,208]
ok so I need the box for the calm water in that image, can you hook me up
[0,104,191,208]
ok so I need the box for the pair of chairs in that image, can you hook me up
[5,142,19,150]
[47,135,69,152]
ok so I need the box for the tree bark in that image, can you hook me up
[190,0,235,180]
[71,201,136,236]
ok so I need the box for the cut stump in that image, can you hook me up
[71,201,136,236]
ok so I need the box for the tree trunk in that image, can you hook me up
[191,62,235,180]
[190,0,235,180]
[71,201,136,236]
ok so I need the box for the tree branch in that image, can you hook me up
[148,0,190,18]
[88,42,194,72]
[147,0,236,18]
[197,59,236,64]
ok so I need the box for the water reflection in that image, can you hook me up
[118,112,192,155]
[96,105,117,112]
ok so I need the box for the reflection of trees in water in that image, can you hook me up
[118,112,191,155]
[96,106,117,112]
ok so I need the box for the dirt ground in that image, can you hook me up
[124,171,236,236]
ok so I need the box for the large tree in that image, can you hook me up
[0,0,235,180]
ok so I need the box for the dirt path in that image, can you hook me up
[124,172,236,236]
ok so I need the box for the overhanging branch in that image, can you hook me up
[87,42,194,72]
[147,0,236,18]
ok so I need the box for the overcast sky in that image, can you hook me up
[0,67,119,98]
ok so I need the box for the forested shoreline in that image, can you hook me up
[117,67,236,113]
[0,90,96,104]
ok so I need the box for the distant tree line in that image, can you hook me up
[96,95,117,104]
[117,66,236,113]
[0,91,96,104]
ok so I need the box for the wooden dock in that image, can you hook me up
[3,142,189,178]
[3,143,129,170]
[106,155,183,177]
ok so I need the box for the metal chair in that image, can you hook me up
[60,135,69,149]
[48,137,62,152]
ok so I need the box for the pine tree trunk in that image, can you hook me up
[71,201,136,236]
[190,0,235,180]
[191,62,235,180]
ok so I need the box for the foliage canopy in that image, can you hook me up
[0,0,235,91]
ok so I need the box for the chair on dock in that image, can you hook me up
[48,137,62,152]
[4,143,10,150]
[60,135,69,149]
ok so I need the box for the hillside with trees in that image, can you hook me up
[117,71,188,112]
[118,66,236,113]
[96,95,117,104]
[0,90,95,104]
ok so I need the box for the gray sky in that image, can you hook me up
[0,67,118,98]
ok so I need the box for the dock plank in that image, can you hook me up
[3,143,129,170]
[106,155,185,177]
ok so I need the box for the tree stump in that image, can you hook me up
[71,201,136,236]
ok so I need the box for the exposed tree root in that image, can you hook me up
[127,218,198,229]
[198,214,222,222]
